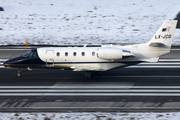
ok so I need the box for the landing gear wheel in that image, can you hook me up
[85,72,93,79]
[17,72,22,77]
[17,68,23,77]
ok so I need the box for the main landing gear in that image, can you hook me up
[17,68,23,77]
[84,71,99,79]
[85,72,93,79]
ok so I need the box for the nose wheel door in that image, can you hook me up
[46,50,54,67]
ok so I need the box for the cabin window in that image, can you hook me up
[92,52,95,56]
[57,52,60,57]
[28,52,34,57]
[65,52,68,56]
[82,52,85,56]
[73,52,77,56]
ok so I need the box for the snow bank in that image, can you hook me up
[1,112,180,120]
[0,0,180,45]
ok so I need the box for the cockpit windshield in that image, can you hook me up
[21,49,38,57]
[21,50,32,57]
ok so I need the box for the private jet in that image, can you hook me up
[3,20,178,79]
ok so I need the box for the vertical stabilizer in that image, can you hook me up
[148,20,177,48]
[136,20,178,62]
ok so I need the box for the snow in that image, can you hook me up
[0,0,180,45]
[1,112,180,120]
[0,0,180,118]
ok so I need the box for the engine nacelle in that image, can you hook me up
[97,48,123,60]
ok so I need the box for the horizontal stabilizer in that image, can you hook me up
[149,41,165,47]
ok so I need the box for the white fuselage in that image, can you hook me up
[37,46,137,71]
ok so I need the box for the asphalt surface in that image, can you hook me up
[1,46,180,112]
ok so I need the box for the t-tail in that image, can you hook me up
[128,20,178,62]
[147,20,178,56]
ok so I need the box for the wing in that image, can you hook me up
[70,63,126,71]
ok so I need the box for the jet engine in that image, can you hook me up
[97,48,134,60]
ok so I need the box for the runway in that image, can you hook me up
[1,46,180,112]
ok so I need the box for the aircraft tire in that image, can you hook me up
[17,72,22,77]
[85,72,93,79]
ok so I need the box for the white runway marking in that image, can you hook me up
[0,93,179,96]
[141,62,180,64]
[0,49,30,50]
[0,89,179,93]
[170,49,180,50]
[126,66,180,68]
[159,59,180,61]
[0,59,8,61]
[0,86,180,89]
[0,85,180,96]
[102,75,180,77]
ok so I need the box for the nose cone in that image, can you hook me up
[3,61,7,67]
[3,59,13,67]
[3,57,21,68]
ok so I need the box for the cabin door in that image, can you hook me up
[46,50,54,67]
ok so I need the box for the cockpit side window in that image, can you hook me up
[32,52,37,57]
[28,52,34,57]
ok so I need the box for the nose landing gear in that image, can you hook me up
[17,68,23,77]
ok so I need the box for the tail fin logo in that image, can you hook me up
[162,28,167,32]
[167,27,171,31]
[162,27,171,32]
[155,34,172,39]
